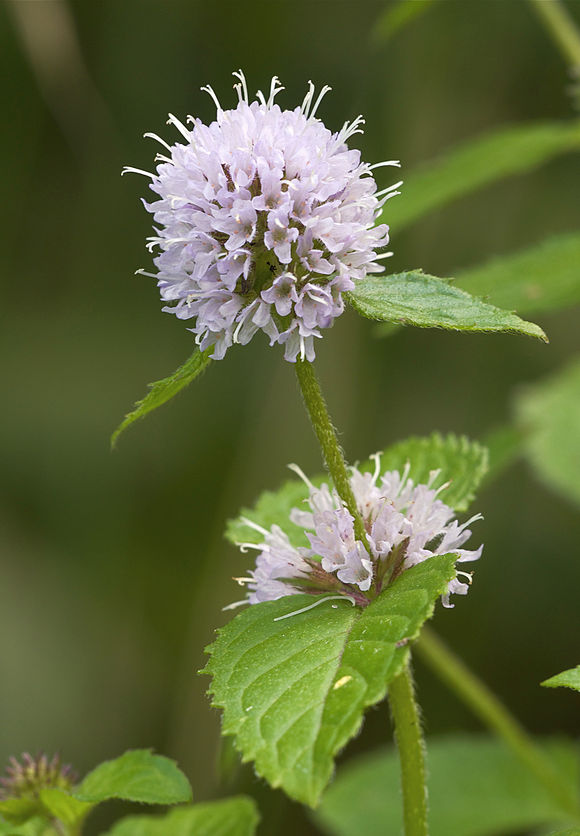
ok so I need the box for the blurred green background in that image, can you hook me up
[1,0,579,832]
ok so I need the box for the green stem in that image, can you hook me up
[416,626,580,818]
[388,660,429,836]
[529,0,580,68]
[294,359,368,546]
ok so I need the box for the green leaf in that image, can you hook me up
[0,802,42,826]
[516,356,580,506]
[111,348,212,447]
[73,750,192,805]
[37,790,92,829]
[226,433,487,549]
[203,555,457,807]
[348,271,548,341]
[542,667,580,693]
[372,0,434,43]
[102,796,260,836]
[314,735,580,836]
[380,121,580,232]
[457,233,580,316]
[0,817,55,836]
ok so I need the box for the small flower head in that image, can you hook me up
[233,457,482,609]
[125,72,401,362]
[0,753,76,800]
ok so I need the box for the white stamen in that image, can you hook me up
[256,89,267,107]
[287,463,316,492]
[222,599,249,611]
[267,76,285,107]
[232,69,248,104]
[301,80,316,117]
[121,166,155,179]
[273,594,356,621]
[236,542,267,554]
[375,180,404,198]
[200,84,223,113]
[239,516,270,537]
[143,132,172,152]
[372,252,394,261]
[166,113,192,141]
[368,160,402,171]
[309,84,332,119]
[370,452,382,485]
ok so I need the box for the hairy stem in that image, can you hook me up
[389,660,429,836]
[294,359,368,545]
[416,626,580,818]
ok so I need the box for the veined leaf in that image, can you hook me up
[204,555,457,807]
[112,348,212,447]
[103,796,260,836]
[226,433,487,548]
[542,667,580,693]
[516,356,580,506]
[349,271,547,341]
[314,735,580,836]
[457,233,580,316]
[73,750,192,805]
[379,120,580,232]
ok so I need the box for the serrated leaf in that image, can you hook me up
[204,555,457,806]
[516,356,580,506]
[348,271,547,341]
[226,434,487,549]
[542,667,580,693]
[314,735,580,836]
[102,796,259,836]
[73,750,192,805]
[457,233,580,316]
[111,348,212,447]
[379,121,580,233]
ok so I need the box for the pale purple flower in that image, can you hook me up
[232,455,482,608]
[124,71,401,362]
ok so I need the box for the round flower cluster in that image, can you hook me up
[0,753,76,800]
[124,71,401,362]
[233,456,482,609]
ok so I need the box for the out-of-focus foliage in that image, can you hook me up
[103,796,259,836]
[379,121,580,233]
[314,735,580,836]
[456,233,580,316]
[516,356,580,506]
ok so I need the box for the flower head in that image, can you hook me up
[233,456,482,609]
[0,753,76,800]
[125,72,401,362]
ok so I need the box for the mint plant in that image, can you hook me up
[3,3,580,835]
